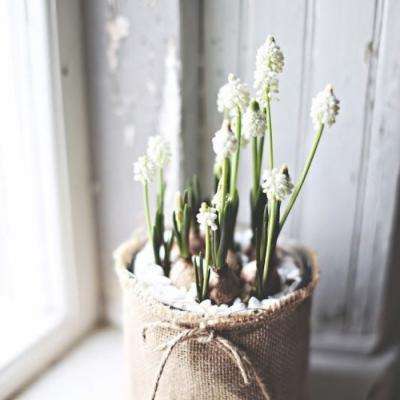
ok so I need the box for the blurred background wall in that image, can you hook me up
[83,1,400,398]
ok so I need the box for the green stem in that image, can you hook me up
[202,227,211,299]
[262,199,278,291]
[221,157,229,214]
[279,124,325,231]
[143,181,152,244]
[158,168,164,211]
[230,109,242,196]
[266,98,274,169]
[257,136,265,179]
[251,137,258,197]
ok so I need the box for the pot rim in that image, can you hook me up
[114,236,319,332]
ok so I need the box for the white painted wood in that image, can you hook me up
[180,0,202,182]
[296,0,377,330]
[310,345,400,399]
[16,328,123,400]
[199,0,400,344]
[55,0,100,328]
[84,0,182,324]
[200,1,242,194]
[350,0,400,335]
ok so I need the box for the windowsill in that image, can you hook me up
[15,327,123,399]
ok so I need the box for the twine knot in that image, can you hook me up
[142,321,270,400]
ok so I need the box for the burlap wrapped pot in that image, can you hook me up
[115,237,319,400]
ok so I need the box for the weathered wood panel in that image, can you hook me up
[201,0,241,194]
[200,0,395,339]
[351,0,400,336]
[297,0,377,331]
[84,0,181,322]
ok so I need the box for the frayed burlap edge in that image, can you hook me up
[114,237,319,332]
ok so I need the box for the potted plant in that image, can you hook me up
[115,35,339,400]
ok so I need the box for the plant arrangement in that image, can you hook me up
[132,35,339,311]
[116,34,340,400]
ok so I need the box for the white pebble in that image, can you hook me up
[141,274,171,287]
[230,298,246,312]
[135,262,164,280]
[157,285,186,303]
[261,298,279,308]
[207,305,219,315]
[185,283,198,301]
[248,296,261,310]
[200,299,212,309]
[184,302,204,314]
[216,304,230,315]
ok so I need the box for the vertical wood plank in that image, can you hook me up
[84,0,181,323]
[179,0,201,182]
[200,0,242,195]
[351,0,400,335]
[297,0,377,329]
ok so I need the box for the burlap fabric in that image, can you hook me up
[115,238,319,400]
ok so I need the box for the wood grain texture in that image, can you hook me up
[350,0,400,336]
[84,0,181,322]
[200,0,241,194]
[200,0,400,342]
[297,0,377,331]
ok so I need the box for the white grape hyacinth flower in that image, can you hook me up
[254,35,284,102]
[212,120,238,163]
[261,166,294,201]
[242,100,266,146]
[196,203,218,232]
[217,73,250,117]
[147,135,171,168]
[310,84,340,129]
[133,155,156,184]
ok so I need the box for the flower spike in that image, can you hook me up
[310,84,340,129]
[217,73,250,117]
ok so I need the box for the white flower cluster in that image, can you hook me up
[196,203,218,232]
[217,74,250,117]
[212,120,238,162]
[261,167,294,201]
[310,84,340,129]
[242,100,266,145]
[133,135,171,184]
[133,155,156,184]
[254,35,284,102]
[147,135,171,168]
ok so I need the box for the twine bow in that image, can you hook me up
[142,322,270,400]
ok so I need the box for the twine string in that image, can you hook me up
[142,322,270,400]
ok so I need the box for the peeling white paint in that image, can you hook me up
[106,15,130,72]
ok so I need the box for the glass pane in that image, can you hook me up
[0,0,65,368]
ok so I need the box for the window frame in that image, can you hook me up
[0,0,99,397]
